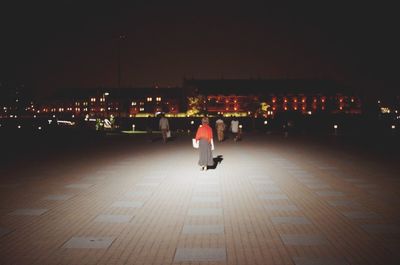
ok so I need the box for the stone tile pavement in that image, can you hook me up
[0,134,399,265]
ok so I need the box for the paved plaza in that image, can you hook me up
[0,134,399,265]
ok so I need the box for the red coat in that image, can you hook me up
[195,124,213,143]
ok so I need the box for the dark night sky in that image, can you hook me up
[1,1,399,97]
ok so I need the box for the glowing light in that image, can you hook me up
[57,120,75,126]
[380,107,390,114]
[33,115,36,118]
[239,125,243,129]
[48,120,52,124]
[17,125,21,129]
[334,124,338,129]
[104,92,109,96]
[38,126,42,130]
[307,111,312,115]
[53,115,56,118]
[392,125,396,129]
[264,120,268,125]
[190,120,194,125]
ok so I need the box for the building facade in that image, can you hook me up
[1,79,364,118]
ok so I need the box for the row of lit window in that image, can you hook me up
[39,107,120,113]
[271,106,326,111]
[132,106,175,112]
[146,97,162,102]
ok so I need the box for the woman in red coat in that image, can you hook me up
[195,116,215,171]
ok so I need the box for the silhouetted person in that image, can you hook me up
[146,115,153,142]
[230,118,239,142]
[215,115,226,142]
[159,113,169,143]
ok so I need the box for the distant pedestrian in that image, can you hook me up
[195,117,215,171]
[146,115,153,142]
[215,115,226,142]
[230,118,240,141]
[159,113,169,143]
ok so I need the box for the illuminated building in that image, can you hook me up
[183,78,362,116]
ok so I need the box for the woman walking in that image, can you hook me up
[195,117,215,171]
